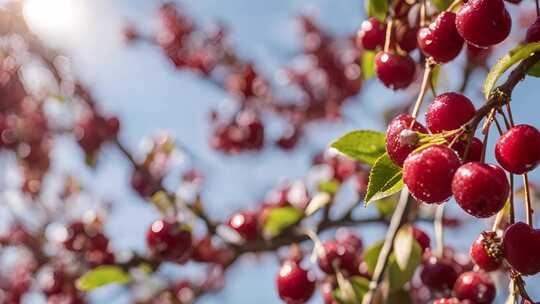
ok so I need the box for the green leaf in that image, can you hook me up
[393,224,414,271]
[431,0,453,11]
[76,266,131,291]
[388,290,414,304]
[527,61,540,77]
[361,51,376,80]
[364,153,404,204]
[484,42,540,99]
[375,195,399,218]
[333,276,371,304]
[263,207,304,238]
[331,130,386,166]
[388,241,422,291]
[318,180,340,195]
[365,0,388,21]
[363,240,384,275]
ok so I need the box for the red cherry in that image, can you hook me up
[453,271,496,304]
[146,218,192,263]
[470,231,502,272]
[455,0,511,47]
[318,240,360,276]
[374,51,416,90]
[397,26,418,52]
[495,124,540,174]
[417,12,464,63]
[403,145,461,203]
[426,92,475,133]
[420,255,458,291]
[526,17,540,43]
[452,162,509,218]
[227,211,259,241]
[356,18,386,50]
[503,222,540,275]
[452,137,483,163]
[321,282,338,304]
[336,229,363,252]
[386,114,428,167]
[276,261,315,303]
[466,44,491,65]
[412,226,431,252]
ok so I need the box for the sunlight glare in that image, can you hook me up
[22,0,84,38]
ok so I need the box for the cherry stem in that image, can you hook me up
[420,0,427,27]
[383,20,393,53]
[509,173,516,224]
[434,204,445,258]
[411,59,435,120]
[362,188,411,304]
[446,0,463,12]
[523,174,534,227]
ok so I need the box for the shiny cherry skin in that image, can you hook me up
[386,114,428,167]
[146,218,192,263]
[357,18,386,50]
[503,222,540,275]
[433,299,461,304]
[453,271,496,304]
[425,92,475,133]
[403,145,461,204]
[417,12,464,63]
[227,211,259,241]
[276,261,316,303]
[420,255,458,291]
[375,51,416,90]
[455,0,511,47]
[470,231,502,272]
[526,17,540,43]
[318,240,360,276]
[452,162,509,218]
[495,124,540,174]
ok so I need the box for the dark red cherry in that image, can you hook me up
[470,231,502,272]
[412,226,431,252]
[425,92,475,133]
[227,211,259,241]
[452,137,483,163]
[526,17,540,43]
[386,114,428,167]
[452,162,509,218]
[397,25,418,52]
[503,222,540,275]
[375,51,416,90]
[453,271,496,304]
[276,261,316,303]
[420,255,458,291]
[403,145,461,204]
[417,12,464,63]
[466,44,491,65]
[455,0,511,47]
[357,18,386,50]
[318,240,360,276]
[495,124,540,174]
[147,218,192,263]
[336,229,363,252]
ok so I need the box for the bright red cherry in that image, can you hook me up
[276,261,316,303]
[403,145,461,203]
[495,124,540,174]
[503,222,540,275]
[453,271,496,304]
[412,226,431,252]
[147,218,192,263]
[420,255,458,291]
[452,162,509,218]
[455,0,511,47]
[417,12,464,63]
[470,231,502,272]
[318,240,360,276]
[426,92,475,133]
[386,114,428,167]
[452,137,483,163]
[227,211,259,241]
[526,17,540,43]
[357,18,386,50]
[375,51,416,90]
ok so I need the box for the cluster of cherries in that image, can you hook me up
[126,3,363,154]
[357,0,517,90]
